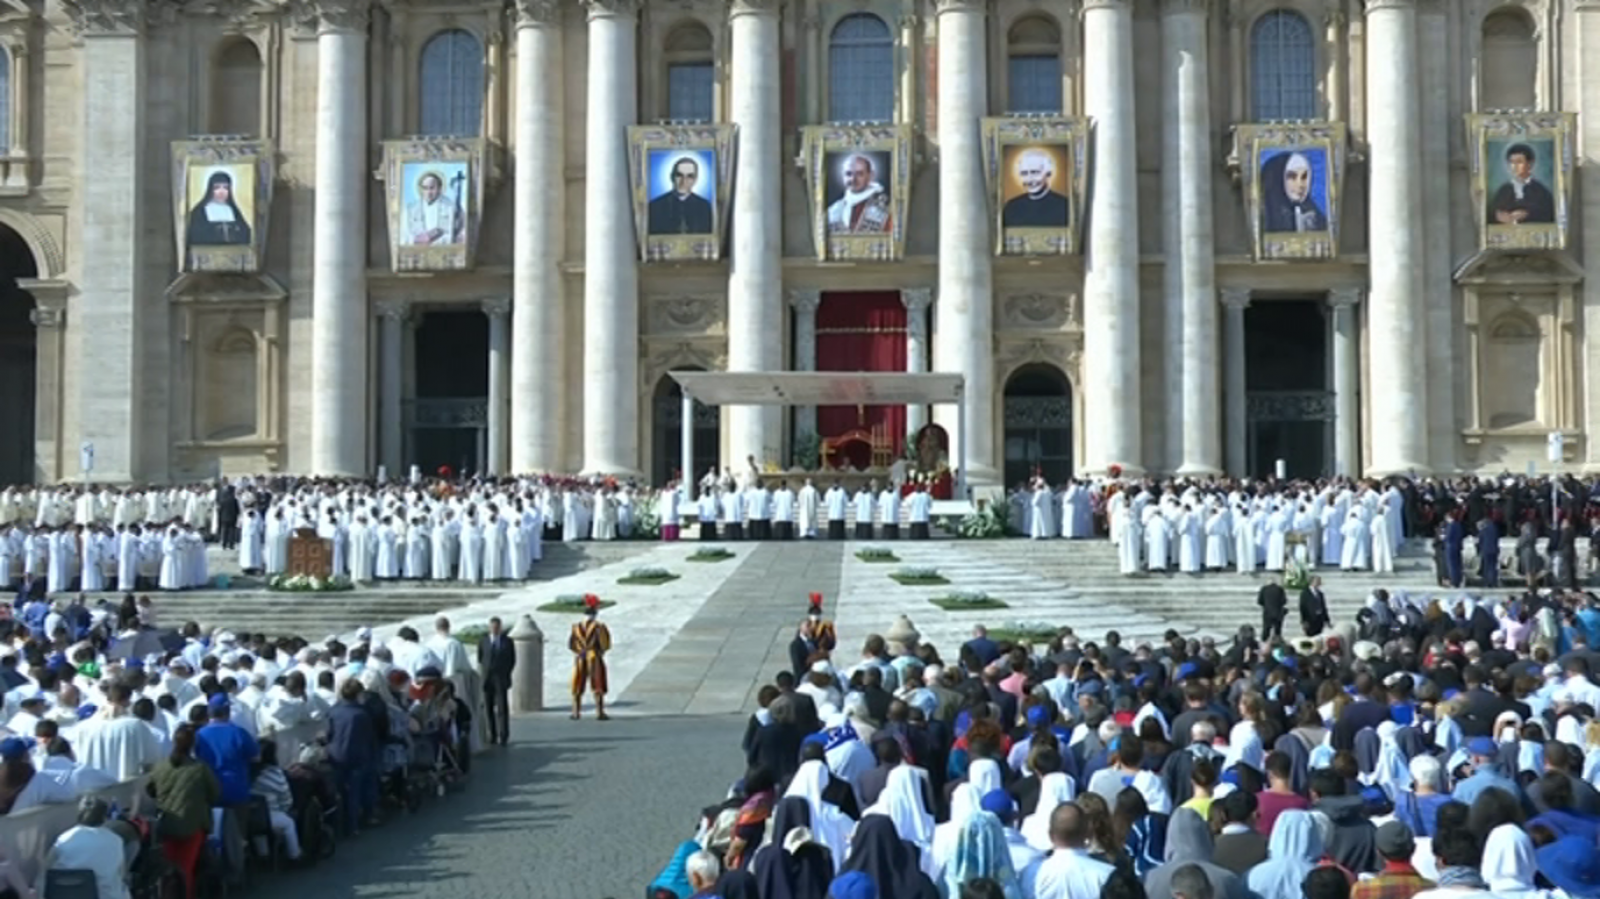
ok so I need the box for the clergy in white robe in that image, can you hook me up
[374,520,401,579]
[852,489,876,540]
[561,492,581,543]
[458,520,484,583]
[1061,482,1092,539]
[482,517,506,580]
[239,511,264,573]
[264,514,290,575]
[157,529,183,591]
[1320,504,1343,567]
[823,485,848,539]
[1340,513,1369,570]
[798,481,821,538]
[1233,510,1257,575]
[591,493,618,542]
[1029,483,1055,540]
[1143,508,1171,573]
[404,521,430,579]
[507,520,530,579]
[348,517,375,582]
[48,530,76,594]
[1204,509,1230,570]
[526,507,544,562]
[771,486,795,540]
[1177,508,1202,573]
[1119,513,1143,575]
[1292,506,1319,567]
[430,515,458,581]
[318,514,348,578]
[79,529,105,592]
[1370,514,1395,573]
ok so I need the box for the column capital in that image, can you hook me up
[296,0,372,34]
[1159,0,1211,16]
[61,0,155,35]
[788,288,822,314]
[729,0,782,18]
[1081,0,1133,10]
[933,0,987,15]
[1220,287,1251,309]
[1363,0,1417,13]
[584,0,638,20]
[901,287,933,312]
[29,307,64,329]
[375,300,410,322]
[514,0,565,27]
[1327,287,1362,308]
[482,298,512,317]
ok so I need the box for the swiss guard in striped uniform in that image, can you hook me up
[569,594,612,720]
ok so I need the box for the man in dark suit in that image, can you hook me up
[1257,576,1288,641]
[477,616,516,745]
[216,483,240,549]
[647,157,714,235]
[1299,575,1330,637]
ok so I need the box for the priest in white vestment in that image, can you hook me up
[797,480,821,539]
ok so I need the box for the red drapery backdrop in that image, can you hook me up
[816,291,907,466]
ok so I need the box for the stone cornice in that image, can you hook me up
[293,0,371,33]
[513,0,563,26]
[62,0,155,34]
[583,0,638,19]
[729,0,781,17]
[1363,0,1416,11]
[1080,0,1131,9]
[933,0,988,13]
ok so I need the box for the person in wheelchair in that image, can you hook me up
[38,796,130,899]
[248,740,303,864]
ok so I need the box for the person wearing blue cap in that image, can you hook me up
[1537,834,1600,898]
[1450,735,1519,806]
[195,693,258,808]
[0,734,70,814]
[981,789,1043,875]
[828,869,877,899]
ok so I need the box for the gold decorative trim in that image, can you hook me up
[980,117,1087,257]
[799,123,913,262]
[627,123,738,263]
[1464,112,1575,253]
[1236,121,1347,262]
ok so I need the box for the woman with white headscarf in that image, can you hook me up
[1020,772,1075,852]
[863,764,934,848]
[1367,721,1414,801]
[940,812,1022,899]
[931,783,982,879]
[967,757,1004,797]
[783,758,854,871]
[1246,810,1323,899]
[1482,823,1560,899]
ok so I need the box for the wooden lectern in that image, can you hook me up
[287,528,334,578]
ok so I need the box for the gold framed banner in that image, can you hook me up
[379,138,487,272]
[1466,112,1575,252]
[626,123,737,263]
[1236,121,1347,261]
[799,124,912,262]
[171,138,275,273]
[980,117,1087,256]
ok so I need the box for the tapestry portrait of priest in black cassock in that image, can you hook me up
[186,168,253,247]
[647,154,715,236]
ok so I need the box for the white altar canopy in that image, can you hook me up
[668,372,968,501]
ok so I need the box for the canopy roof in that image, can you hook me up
[669,372,965,406]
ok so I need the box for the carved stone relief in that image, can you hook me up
[638,338,728,392]
[994,335,1084,387]
[1001,292,1079,330]
[647,295,724,335]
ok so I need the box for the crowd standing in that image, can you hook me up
[0,591,484,899]
[648,585,1600,899]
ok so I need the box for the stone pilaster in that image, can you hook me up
[1161,0,1220,476]
[1580,1,1600,468]
[1221,288,1250,476]
[789,289,821,439]
[1363,0,1428,474]
[1328,288,1361,477]
[29,304,65,482]
[932,0,997,485]
[1418,0,1454,473]
[71,0,150,482]
[511,0,566,474]
[1082,0,1142,475]
[903,288,932,435]
[375,300,407,478]
[581,0,640,476]
[484,299,511,475]
[309,0,372,476]
[726,0,783,469]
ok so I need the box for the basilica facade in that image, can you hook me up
[0,0,1595,488]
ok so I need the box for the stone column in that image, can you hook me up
[1221,288,1250,476]
[789,289,821,439]
[1162,0,1220,476]
[581,0,640,476]
[71,0,149,482]
[1364,0,1428,474]
[903,288,932,436]
[726,0,783,469]
[376,301,407,478]
[1328,288,1361,477]
[1578,0,1600,469]
[485,299,511,475]
[30,304,65,482]
[932,0,997,485]
[511,0,566,474]
[1082,0,1142,474]
[309,0,372,477]
[1418,0,1455,473]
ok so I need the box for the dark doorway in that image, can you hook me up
[1002,363,1073,488]
[0,225,36,485]
[1245,299,1331,478]
[409,310,488,476]
[652,370,719,486]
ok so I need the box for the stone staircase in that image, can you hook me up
[133,541,656,639]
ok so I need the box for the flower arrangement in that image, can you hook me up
[889,566,950,586]
[1284,557,1311,591]
[454,624,489,646]
[988,619,1061,644]
[266,574,355,593]
[688,547,736,562]
[855,546,900,563]
[929,590,1009,611]
[633,503,662,540]
[792,430,822,470]
[942,505,1008,539]
[617,566,680,585]
[538,593,617,613]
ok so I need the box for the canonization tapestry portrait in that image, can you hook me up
[1467,112,1575,252]
[627,124,736,262]
[981,117,1087,256]
[1235,122,1347,262]
[380,138,487,272]
[171,139,275,273]
[800,124,912,262]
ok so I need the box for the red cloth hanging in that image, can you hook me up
[814,292,908,460]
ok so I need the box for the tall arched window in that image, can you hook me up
[1007,16,1062,114]
[1250,9,1317,120]
[828,13,893,123]
[0,46,10,150]
[1480,8,1537,110]
[664,22,715,121]
[210,39,263,136]
[419,29,484,136]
